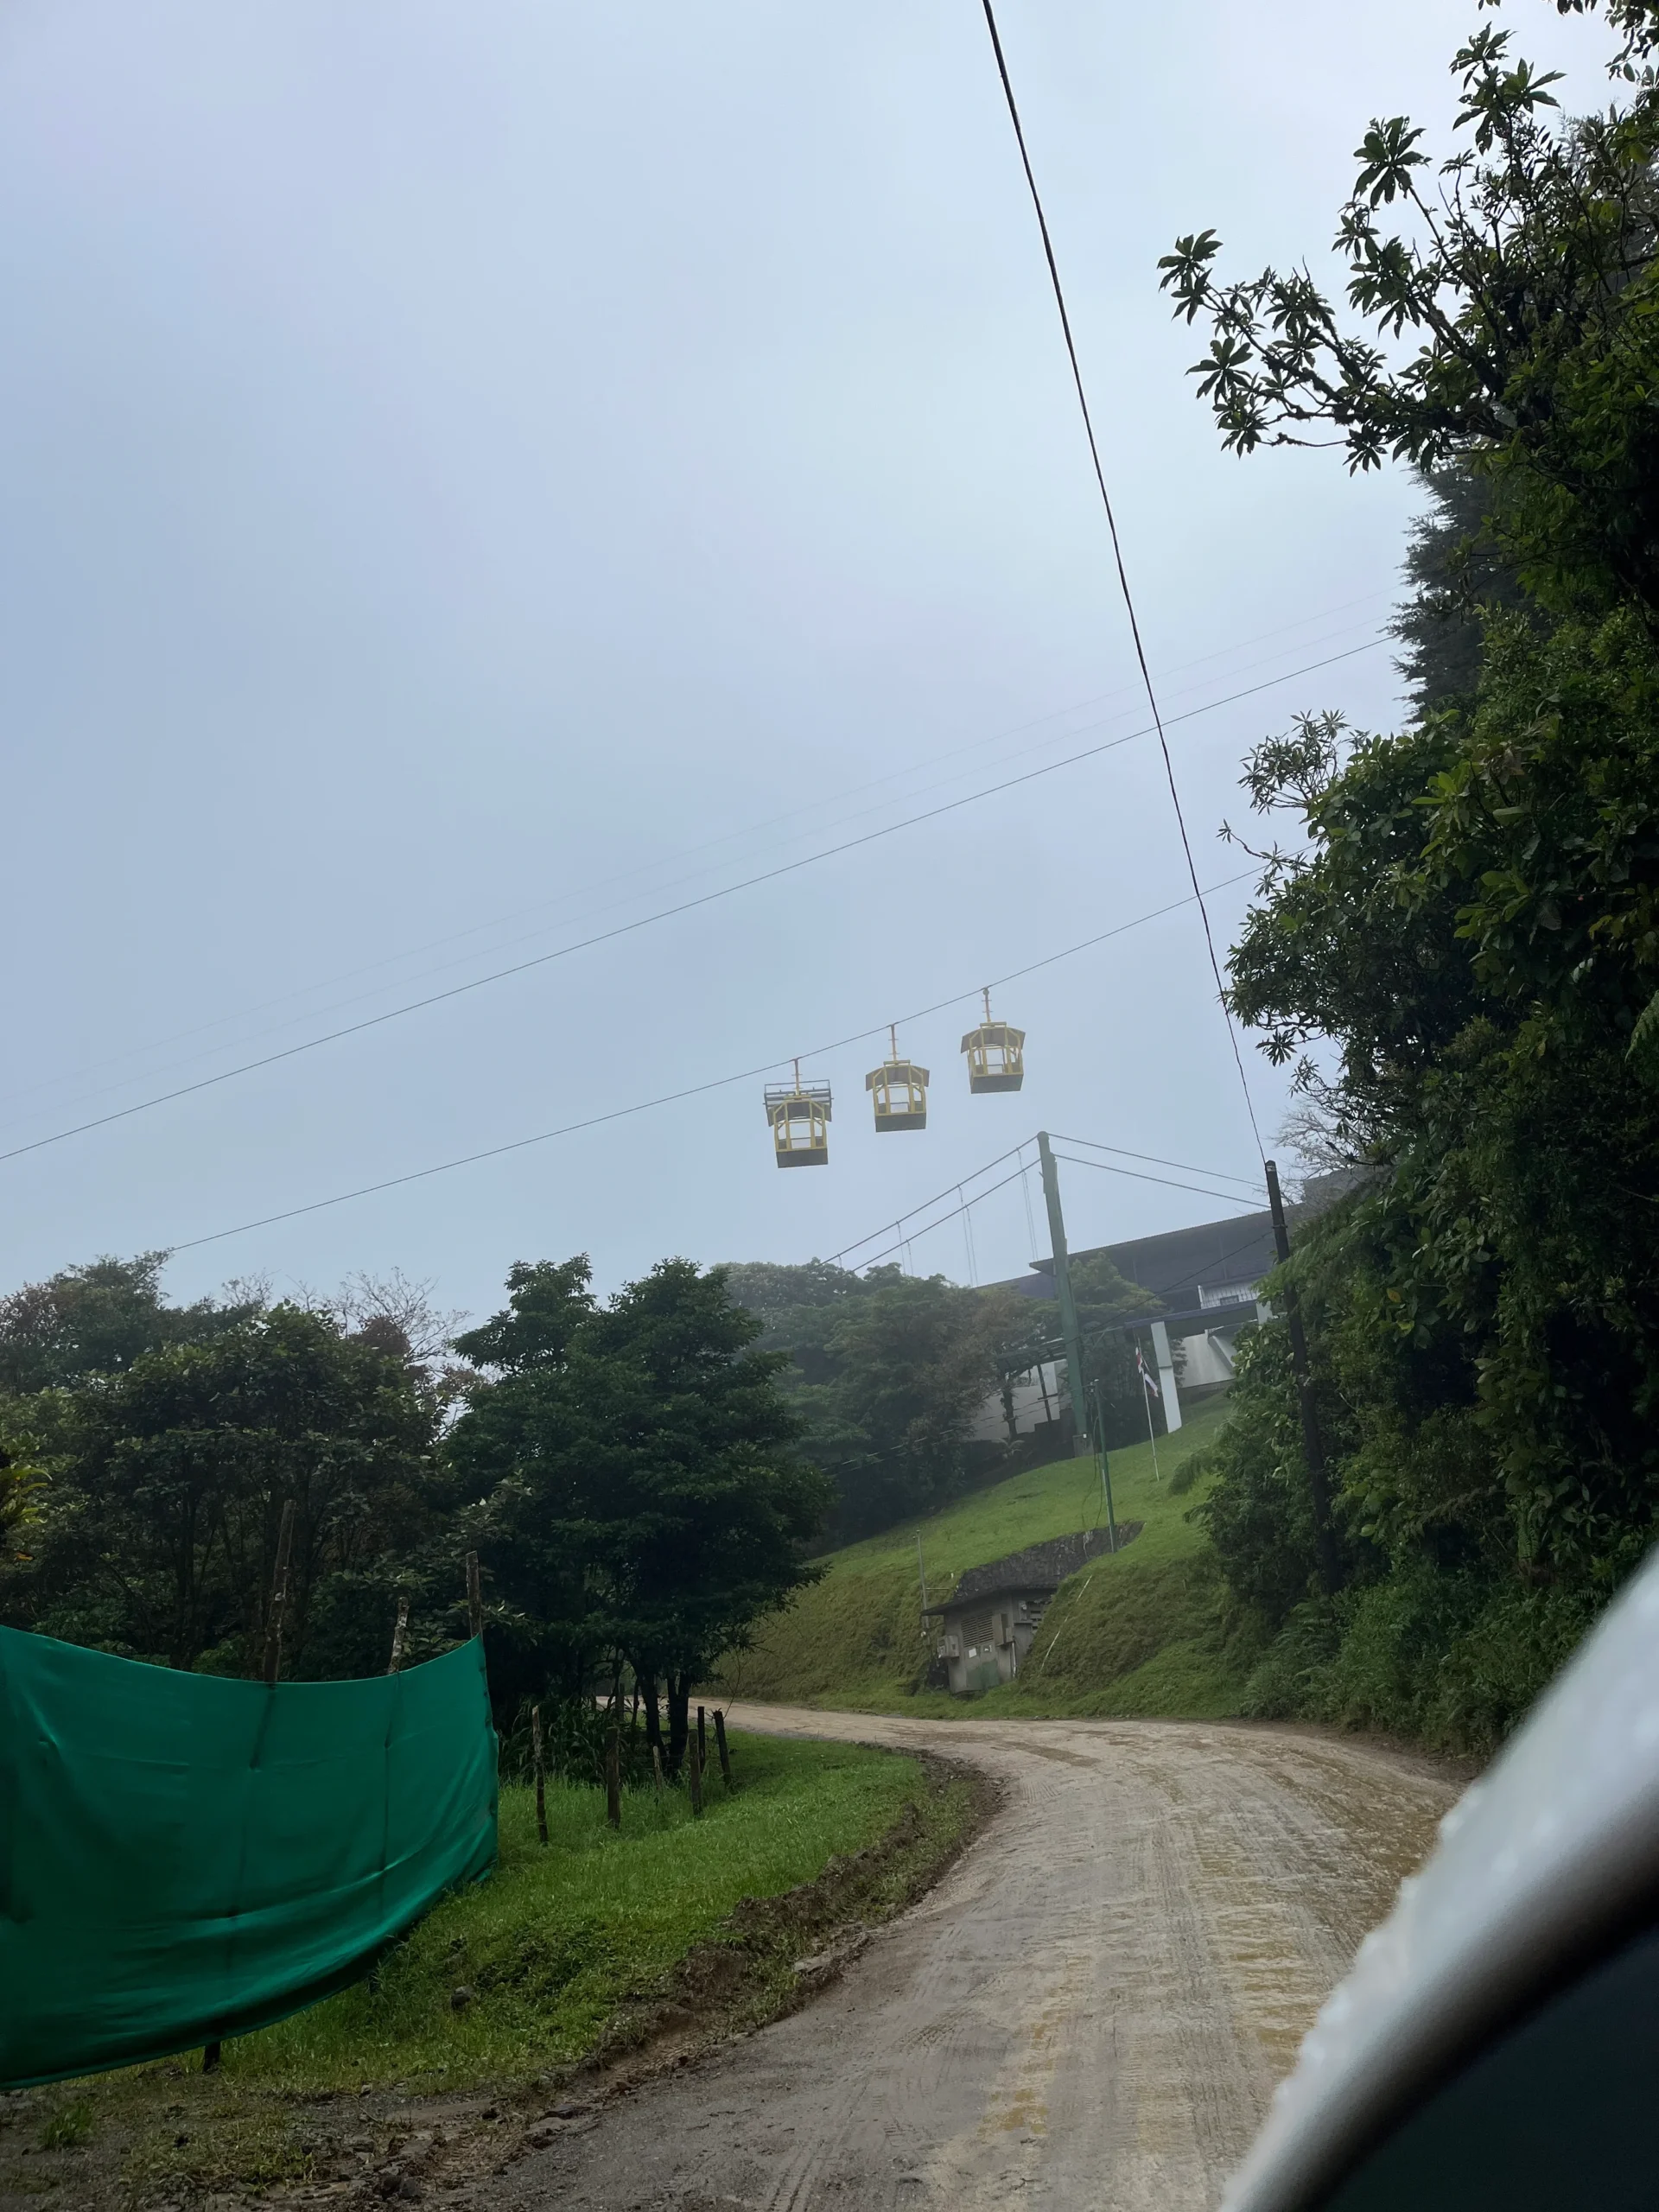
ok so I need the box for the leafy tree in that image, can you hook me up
[0,1254,257,1395]
[1069,1250,1173,1450]
[1160,22,1659,618]
[727,1262,1043,1540]
[0,1305,444,1675]
[448,1258,830,1770]
[1389,464,1533,712]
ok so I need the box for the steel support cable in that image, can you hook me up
[823,1143,1033,1264]
[1048,1151,1259,1211]
[0,639,1377,1170]
[848,1166,1034,1273]
[842,1152,1262,1280]
[978,0,1268,1161]
[0,595,1385,1128]
[1049,1132,1266,1193]
[163,878,1241,1254]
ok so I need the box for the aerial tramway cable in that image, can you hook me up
[1,643,1375,1172]
[976,0,1268,1162]
[162,877,1249,1254]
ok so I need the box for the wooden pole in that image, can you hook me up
[386,1593,410,1675]
[688,1732,703,1818]
[531,1702,549,1846]
[696,1702,707,1772]
[652,1744,665,1799]
[605,1729,621,1830]
[1264,1160,1342,1596]
[465,1551,483,1641]
[261,1499,296,1688]
[713,1707,733,1791]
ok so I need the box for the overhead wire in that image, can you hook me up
[1048,1152,1260,1212]
[0,592,1389,1124]
[162,875,1247,1254]
[841,1145,1262,1278]
[1050,1133,1265,1193]
[978,0,1268,1161]
[1,640,1376,1171]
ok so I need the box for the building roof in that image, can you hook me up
[1001,1169,1369,1319]
[929,1524,1141,1611]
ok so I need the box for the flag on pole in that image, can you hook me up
[1135,1346,1160,1402]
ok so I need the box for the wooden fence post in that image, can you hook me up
[696,1703,707,1774]
[465,1551,482,1641]
[531,1702,549,1846]
[688,1733,703,1818]
[261,1499,296,1688]
[386,1594,409,1675]
[651,1744,665,1800]
[713,1707,733,1792]
[605,1731,621,1831]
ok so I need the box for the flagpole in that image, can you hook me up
[1140,1339,1163,1481]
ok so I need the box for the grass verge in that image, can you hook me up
[716,1395,1244,1718]
[0,1732,982,2209]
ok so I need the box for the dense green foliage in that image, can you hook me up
[448,1256,830,1769]
[726,1399,1236,1717]
[0,1255,827,1766]
[0,1294,447,1678]
[1174,3,1659,1751]
[722,1261,1045,1541]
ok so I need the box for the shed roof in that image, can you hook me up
[928,1524,1141,1611]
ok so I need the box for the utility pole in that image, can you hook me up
[1264,1160,1342,1596]
[1037,1132,1090,1455]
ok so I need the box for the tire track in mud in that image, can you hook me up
[497,1708,1459,2212]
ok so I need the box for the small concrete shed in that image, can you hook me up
[926,1525,1141,1695]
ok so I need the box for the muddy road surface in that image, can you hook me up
[504,1707,1459,2212]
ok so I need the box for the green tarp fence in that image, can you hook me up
[0,1626,497,2089]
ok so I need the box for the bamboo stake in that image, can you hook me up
[688,1733,703,1818]
[261,1499,296,1688]
[713,1708,733,1792]
[386,1594,410,1674]
[465,1551,482,1641]
[531,1702,549,1846]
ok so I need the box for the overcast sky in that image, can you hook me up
[2,0,1614,1325]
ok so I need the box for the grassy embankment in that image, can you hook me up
[10,1733,976,2203]
[718,1395,1242,1719]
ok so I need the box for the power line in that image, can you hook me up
[848,1166,1035,1274]
[161,876,1245,1254]
[0,593,1389,1124]
[0,643,1374,1170]
[1049,1152,1260,1212]
[1049,1133,1265,1193]
[824,1142,1032,1263]
[838,1142,1262,1278]
[978,0,1268,1162]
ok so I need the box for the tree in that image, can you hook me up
[1069,1251,1171,1449]
[0,1254,257,1396]
[0,1305,445,1675]
[1160,22,1659,619]
[1389,464,1533,712]
[448,1258,830,1770]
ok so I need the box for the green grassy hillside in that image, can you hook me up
[715,1397,1244,1719]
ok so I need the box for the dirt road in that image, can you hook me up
[502,1706,1459,2212]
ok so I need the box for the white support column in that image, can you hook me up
[1149,1319,1183,1433]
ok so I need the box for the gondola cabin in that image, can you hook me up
[765,1065,832,1167]
[867,1033,929,1133]
[960,988,1025,1094]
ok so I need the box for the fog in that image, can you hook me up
[0,0,1612,1321]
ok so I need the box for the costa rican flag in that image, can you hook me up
[1135,1345,1160,1402]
